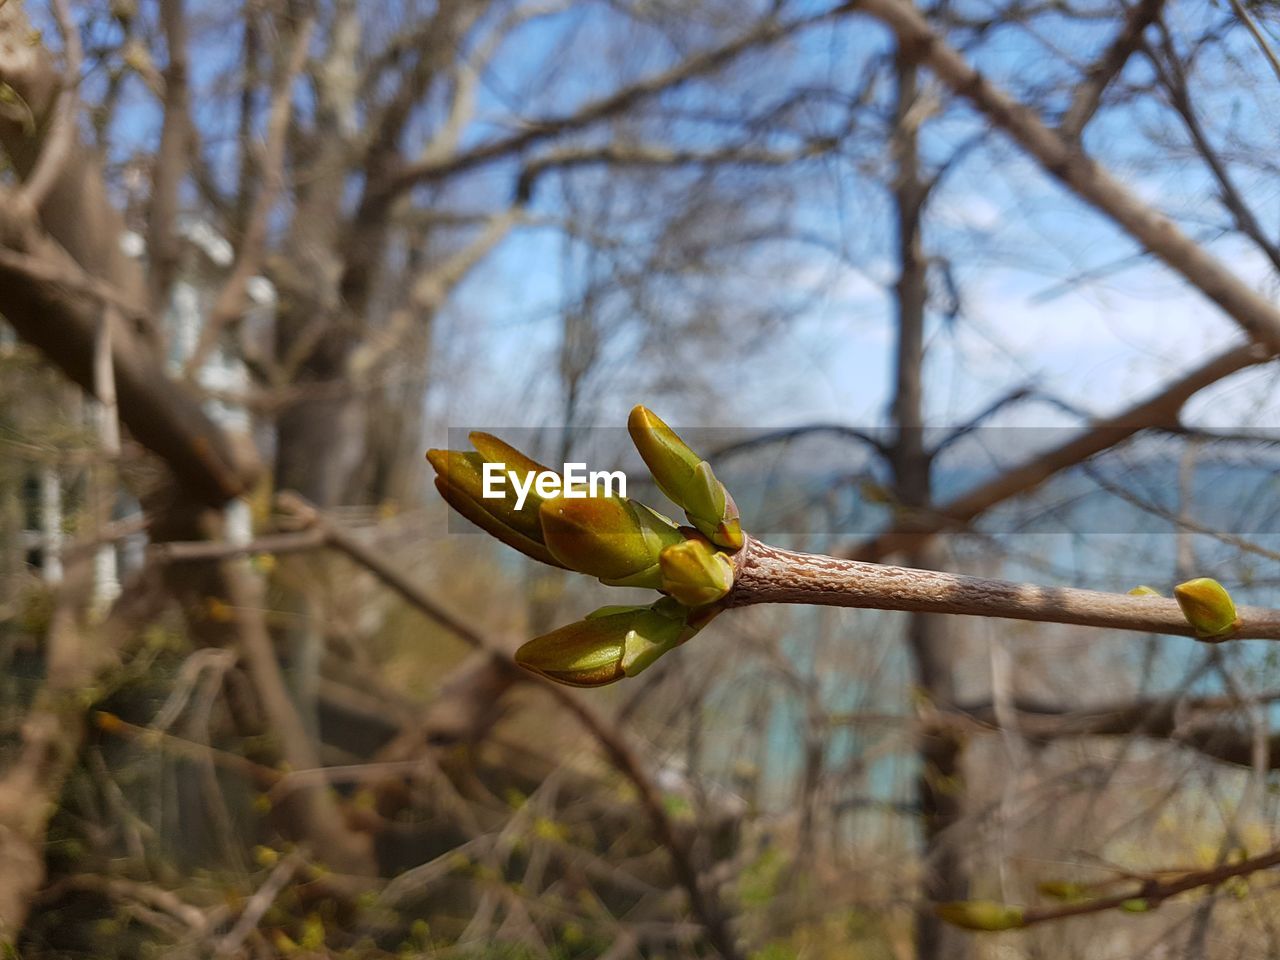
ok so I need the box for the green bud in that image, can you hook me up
[1174,577,1239,639]
[618,602,690,677]
[1128,585,1161,597]
[468,432,554,512]
[539,495,683,588]
[1118,898,1150,913]
[514,616,628,687]
[659,536,734,607]
[515,602,693,687]
[934,900,1026,932]
[427,449,565,569]
[627,405,743,550]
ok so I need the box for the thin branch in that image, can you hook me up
[731,536,1280,641]
[859,0,1280,352]
[147,0,192,313]
[1146,23,1280,274]
[515,137,840,203]
[381,4,856,200]
[843,341,1271,561]
[17,0,81,212]
[711,423,888,461]
[1059,0,1166,140]
[182,10,317,379]
[274,493,746,960]
[215,848,309,957]
[1011,844,1280,928]
[150,529,326,563]
[1227,0,1280,87]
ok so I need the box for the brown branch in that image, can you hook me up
[1058,0,1166,140]
[147,0,192,313]
[731,536,1280,641]
[17,0,81,213]
[1227,0,1280,87]
[381,4,855,200]
[934,691,1280,770]
[0,569,166,941]
[150,529,326,563]
[1014,844,1280,928]
[1147,23,1280,275]
[844,341,1271,561]
[182,11,317,378]
[219,555,375,875]
[859,0,1280,352]
[515,137,840,203]
[0,227,257,505]
[274,493,745,960]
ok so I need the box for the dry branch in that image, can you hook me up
[859,0,1280,351]
[733,537,1280,640]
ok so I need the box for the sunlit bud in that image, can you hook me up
[427,449,565,569]
[469,432,552,506]
[1118,898,1151,913]
[514,616,627,687]
[627,405,743,550]
[516,602,692,687]
[539,495,683,588]
[934,900,1026,932]
[427,446,547,545]
[659,535,734,607]
[617,601,690,677]
[1128,585,1161,597]
[1173,577,1239,639]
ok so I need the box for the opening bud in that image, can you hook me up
[1173,577,1240,639]
[540,495,683,588]
[427,447,564,569]
[659,535,734,607]
[516,601,695,687]
[627,405,743,550]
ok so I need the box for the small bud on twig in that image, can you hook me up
[1174,577,1240,639]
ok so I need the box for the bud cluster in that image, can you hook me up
[429,407,741,686]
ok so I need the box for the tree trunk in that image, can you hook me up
[888,49,972,960]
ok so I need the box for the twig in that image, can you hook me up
[274,492,746,960]
[150,529,325,562]
[183,11,316,378]
[1012,844,1280,928]
[215,848,308,956]
[1228,0,1280,88]
[731,536,1280,640]
[859,0,1280,351]
[17,0,81,212]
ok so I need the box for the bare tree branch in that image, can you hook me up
[1059,0,1166,140]
[732,536,1280,640]
[844,342,1271,561]
[859,0,1280,352]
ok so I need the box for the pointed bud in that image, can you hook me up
[1118,898,1151,913]
[1174,577,1239,639]
[539,495,682,588]
[1128,585,1161,597]
[627,405,743,550]
[468,432,553,511]
[659,535,734,607]
[516,602,693,687]
[514,616,627,688]
[427,448,565,569]
[934,900,1026,932]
